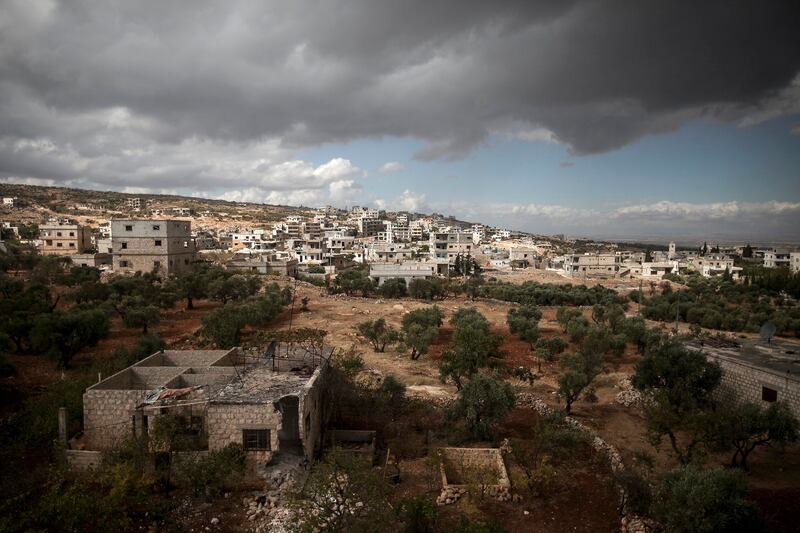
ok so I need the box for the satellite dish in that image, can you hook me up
[760,322,777,344]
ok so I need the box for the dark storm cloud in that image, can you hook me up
[0,0,798,186]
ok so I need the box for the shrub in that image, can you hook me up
[652,466,765,533]
[378,278,407,298]
[447,372,515,440]
[356,318,401,352]
[173,444,246,498]
[396,495,438,533]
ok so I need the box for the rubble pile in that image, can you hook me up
[614,378,644,408]
[436,486,465,505]
[242,457,306,533]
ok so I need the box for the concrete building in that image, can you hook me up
[791,252,800,274]
[564,253,621,278]
[640,261,680,278]
[111,219,195,275]
[77,344,332,471]
[509,247,537,268]
[358,218,384,238]
[72,253,113,268]
[127,197,146,211]
[430,230,474,274]
[689,254,741,279]
[38,222,91,255]
[2,197,16,208]
[369,262,435,286]
[764,250,792,269]
[686,339,800,419]
[226,252,299,277]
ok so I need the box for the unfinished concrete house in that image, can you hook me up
[74,344,331,471]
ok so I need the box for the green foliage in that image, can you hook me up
[122,301,161,334]
[652,466,765,533]
[112,333,167,367]
[481,279,625,307]
[291,452,393,532]
[356,318,401,352]
[408,277,446,300]
[173,444,247,498]
[440,308,502,389]
[333,268,374,297]
[168,262,227,309]
[396,496,438,533]
[507,305,542,349]
[631,341,722,463]
[65,265,101,286]
[451,253,481,277]
[705,401,799,470]
[401,306,443,360]
[307,264,326,274]
[642,275,800,336]
[208,272,262,303]
[557,350,602,414]
[378,278,407,298]
[201,284,289,347]
[29,308,109,368]
[9,468,135,533]
[447,372,515,440]
[333,345,365,378]
[378,375,407,408]
[453,515,508,533]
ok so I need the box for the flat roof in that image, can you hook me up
[686,339,800,382]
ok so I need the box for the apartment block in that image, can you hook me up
[430,230,474,274]
[791,252,800,274]
[565,253,621,277]
[111,219,195,275]
[763,250,791,269]
[38,223,91,255]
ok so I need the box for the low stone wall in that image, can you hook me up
[65,450,103,470]
[516,393,660,533]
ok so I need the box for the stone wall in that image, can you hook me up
[299,368,326,460]
[65,450,103,470]
[83,389,148,449]
[206,403,282,466]
[707,353,800,419]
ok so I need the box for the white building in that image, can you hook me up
[369,262,435,286]
[430,230,474,274]
[791,252,800,274]
[763,250,791,269]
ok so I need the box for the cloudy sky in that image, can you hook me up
[1,0,799,241]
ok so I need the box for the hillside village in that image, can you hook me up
[3,184,797,285]
[1,184,800,533]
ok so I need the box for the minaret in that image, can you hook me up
[668,241,676,260]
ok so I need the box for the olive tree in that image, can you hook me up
[447,372,515,440]
[356,318,401,353]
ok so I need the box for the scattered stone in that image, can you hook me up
[210,517,219,526]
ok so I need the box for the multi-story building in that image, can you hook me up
[509,247,537,268]
[2,197,16,208]
[38,223,91,255]
[111,219,195,275]
[791,252,800,274]
[430,230,474,274]
[564,253,621,278]
[358,218,384,238]
[689,254,741,279]
[763,250,791,269]
[126,197,146,211]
